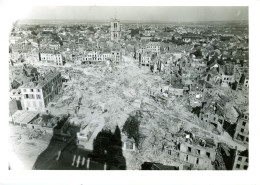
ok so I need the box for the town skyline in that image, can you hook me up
[22,6,248,23]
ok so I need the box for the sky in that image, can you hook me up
[23,6,248,22]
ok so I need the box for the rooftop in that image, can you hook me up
[10,110,39,125]
[20,70,61,89]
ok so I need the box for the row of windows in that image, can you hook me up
[201,115,223,123]
[23,88,41,93]
[236,164,248,170]
[41,55,62,58]
[26,100,43,108]
[187,147,211,158]
[168,151,201,165]
[223,77,229,80]
[238,157,248,163]
[42,57,62,61]
[147,46,159,48]
[88,54,109,57]
[24,94,42,99]
[236,133,249,142]
[111,52,120,55]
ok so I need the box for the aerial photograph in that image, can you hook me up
[8,6,249,170]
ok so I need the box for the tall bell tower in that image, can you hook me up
[111,18,120,42]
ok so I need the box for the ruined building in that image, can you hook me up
[233,110,249,145]
[165,133,217,170]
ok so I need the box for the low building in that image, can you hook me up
[9,110,39,127]
[77,125,93,149]
[122,134,136,151]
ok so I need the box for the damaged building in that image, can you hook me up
[233,110,249,145]
[199,101,225,134]
[165,135,217,170]
[20,70,63,112]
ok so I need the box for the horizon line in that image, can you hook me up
[17,19,248,24]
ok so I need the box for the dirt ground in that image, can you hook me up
[8,125,52,170]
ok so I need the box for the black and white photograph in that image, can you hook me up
[5,5,251,171]
[1,0,260,184]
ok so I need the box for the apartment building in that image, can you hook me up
[141,52,152,66]
[20,71,62,112]
[146,42,161,54]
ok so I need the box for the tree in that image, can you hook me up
[130,28,140,37]
[88,26,95,32]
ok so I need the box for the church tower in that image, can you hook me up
[111,18,120,42]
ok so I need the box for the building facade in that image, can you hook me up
[233,111,249,145]
[232,149,248,170]
[82,51,112,64]
[146,42,161,55]
[111,50,122,64]
[40,52,64,66]
[166,142,216,170]
[20,71,63,112]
